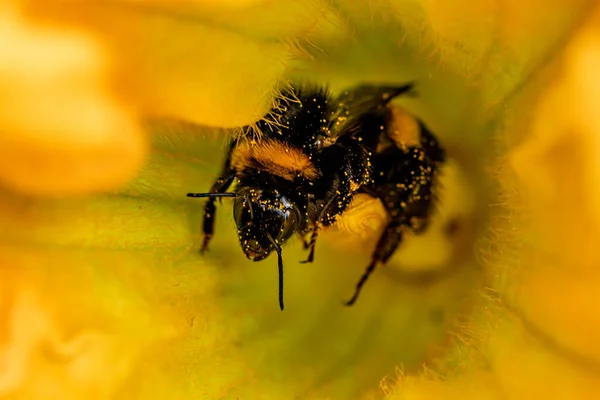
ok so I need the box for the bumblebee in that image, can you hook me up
[187,82,445,310]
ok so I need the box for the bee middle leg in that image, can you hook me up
[345,219,403,306]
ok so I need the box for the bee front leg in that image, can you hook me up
[201,173,236,252]
[344,219,403,306]
[199,138,239,253]
[300,191,350,264]
[301,237,311,249]
[300,231,313,250]
[300,229,319,263]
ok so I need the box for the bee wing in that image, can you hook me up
[327,83,416,139]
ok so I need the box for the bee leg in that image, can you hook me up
[344,219,403,306]
[199,138,239,252]
[300,230,313,249]
[301,237,311,249]
[300,191,349,264]
[201,173,236,252]
[300,230,318,264]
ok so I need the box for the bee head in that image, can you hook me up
[234,187,300,261]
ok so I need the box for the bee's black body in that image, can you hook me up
[188,82,445,309]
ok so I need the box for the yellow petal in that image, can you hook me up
[2,1,600,399]
[0,5,147,196]
[22,1,331,127]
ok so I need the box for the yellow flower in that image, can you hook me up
[1,1,599,399]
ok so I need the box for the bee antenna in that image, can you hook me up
[267,233,285,311]
[186,193,238,199]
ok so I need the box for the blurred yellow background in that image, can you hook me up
[1,1,599,399]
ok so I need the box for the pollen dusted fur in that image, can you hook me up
[230,139,320,181]
[187,81,445,310]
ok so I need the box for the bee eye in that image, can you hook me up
[278,207,299,241]
[234,197,253,225]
